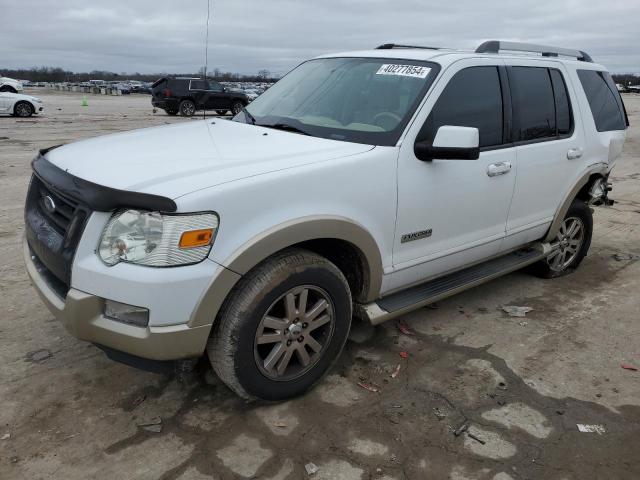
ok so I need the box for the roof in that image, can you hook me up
[315,42,606,71]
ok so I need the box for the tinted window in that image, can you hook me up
[549,69,572,135]
[510,67,556,141]
[577,70,627,131]
[190,80,207,90]
[418,66,503,148]
[208,81,223,92]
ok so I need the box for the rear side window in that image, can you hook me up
[509,67,557,141]
[577,70,627,131]
[549,70,572,135]
[190,80,208,90]
[418,66,503,148]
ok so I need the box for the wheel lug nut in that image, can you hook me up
[286,340,292,346]
[297,336,304,342]
[302,322,308,328]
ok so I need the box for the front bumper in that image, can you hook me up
[23,237,212,361]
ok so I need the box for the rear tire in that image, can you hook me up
[529,199,592,278]
[208,249,352,401]
[179,99,196,117]
[14,101,34,117]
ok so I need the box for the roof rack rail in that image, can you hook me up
[376,43,441,51]
[475,40,593,62]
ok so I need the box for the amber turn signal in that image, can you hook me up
[179,229,214,249]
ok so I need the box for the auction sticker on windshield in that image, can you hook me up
[376,64,431,78]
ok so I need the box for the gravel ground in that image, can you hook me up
[1,91,639,480]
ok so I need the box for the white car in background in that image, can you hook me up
[0,92,44,117]
[0,76,24,93]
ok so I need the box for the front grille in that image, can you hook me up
[25,174,91,298]
[34,176,78,234]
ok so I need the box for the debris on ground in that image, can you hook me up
[137,417,162,433]
[305,462,319,476]
[273,422,287,428]
[1,433,10,440]
[498,382,508,390]
[390,364,402,378]
[453,422,469,436]
[399,351,409,359]
[502,306,534,317]
[518,321,528,327]
[478,307,489,313]
[396,319,415,336]
[26,349,52,363]
[613,253,639,261]
[621,363,638,371]
[357,381,381,393]
[467,431,486,445]
[433,407,447,420]
[577,424,606,434]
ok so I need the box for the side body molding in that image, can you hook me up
[189,215,384,328]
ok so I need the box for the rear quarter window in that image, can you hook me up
[577,70,627,132]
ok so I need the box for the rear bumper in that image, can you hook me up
[23,237,212,361]
[152,98,179,110]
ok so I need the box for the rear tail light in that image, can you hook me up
[163,88,172,98]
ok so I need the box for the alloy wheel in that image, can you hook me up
[546,216,584,272]
[15,103,32,117]
[254,285,335,381]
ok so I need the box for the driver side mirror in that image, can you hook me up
[414,126,480,161]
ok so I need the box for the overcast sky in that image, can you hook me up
[2,0,639,75]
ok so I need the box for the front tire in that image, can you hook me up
[530,199,592,278]
[14,101,34,117]
[208,249,352,400]
[179,99,196,117]
[231,101,244,116]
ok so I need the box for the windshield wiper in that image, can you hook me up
[260,122,310,136]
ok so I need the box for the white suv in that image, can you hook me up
[24,41,628,400]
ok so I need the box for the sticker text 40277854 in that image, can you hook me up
[376,64,431,79]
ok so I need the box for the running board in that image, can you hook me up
[357,244,552,325]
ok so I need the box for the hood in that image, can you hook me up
[0,77,23,90]
[45,119,374,199]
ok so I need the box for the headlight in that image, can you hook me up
[98,210,219,267]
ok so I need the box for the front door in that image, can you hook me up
[390,62,516,290]
[0,93,11,113]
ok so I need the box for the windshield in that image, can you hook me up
[234,57,439,146]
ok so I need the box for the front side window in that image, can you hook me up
[577,70,627,132]
[417,66,503,148]
[235,57,439,146]
[509,67,557,141]
[208,81,223,92]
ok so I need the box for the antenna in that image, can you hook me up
[203,0,212,119]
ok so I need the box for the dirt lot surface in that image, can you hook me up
[1,91,639,480]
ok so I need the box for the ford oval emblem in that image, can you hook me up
[43,195,56,213]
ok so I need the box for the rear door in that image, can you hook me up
[502,63,586,250]
[391,60,517,290]
[188,80,209,108]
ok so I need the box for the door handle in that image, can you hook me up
[567,148,583,160]
[487,162,512,177]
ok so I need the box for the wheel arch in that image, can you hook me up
[189,216,384,329]
[544,164,608,242]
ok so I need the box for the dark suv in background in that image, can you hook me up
[151,77,248,116]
